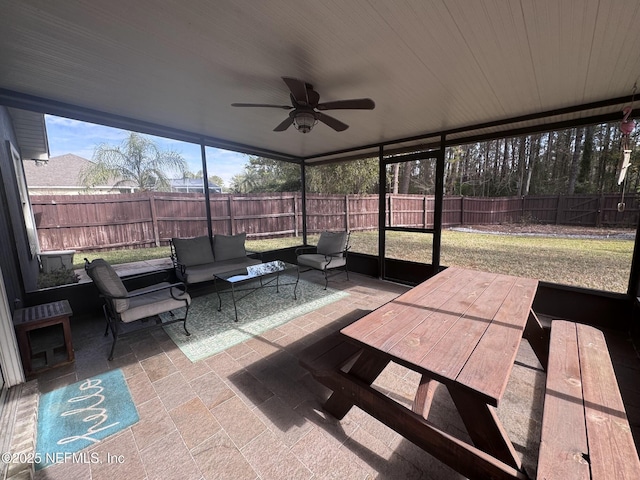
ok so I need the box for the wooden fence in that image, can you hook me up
[31,192,639,251]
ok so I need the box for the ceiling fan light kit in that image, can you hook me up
[231,77,375,134]
[293,111,317,133]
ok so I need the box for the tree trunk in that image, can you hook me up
[597,124,611,193]
[392,162,399,194]
[516,136,527,196]
[525,134,541,195]
[567,127,584,194]
[577,125,595,190]
[399,161,413,194]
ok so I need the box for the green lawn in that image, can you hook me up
[74,230,635,294]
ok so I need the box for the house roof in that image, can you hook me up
[23,153,133,190]
[1,1,639,164]
[23,153,92,188]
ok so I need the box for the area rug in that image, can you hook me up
[162,274,349,362]
[35,369,139,470]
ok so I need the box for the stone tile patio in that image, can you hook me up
[4,270,639,479]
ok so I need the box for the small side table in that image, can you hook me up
[13,300,75,377]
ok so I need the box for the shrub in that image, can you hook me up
[37,269,80,289]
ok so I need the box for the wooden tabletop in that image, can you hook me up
[13,299,73,327]
[341,266,538,406]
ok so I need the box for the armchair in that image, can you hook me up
[84,258,191,360]
[296,231,350,289]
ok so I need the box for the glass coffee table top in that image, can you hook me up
[213,260,300,321]
[215,260,297,283]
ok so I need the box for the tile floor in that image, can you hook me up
[28,271,639,480]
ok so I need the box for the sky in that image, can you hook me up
[44,115,250,187]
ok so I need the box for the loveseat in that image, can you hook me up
[170,233,262,286]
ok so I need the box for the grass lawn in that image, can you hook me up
[348,230,633,293]
[74,229,635,294]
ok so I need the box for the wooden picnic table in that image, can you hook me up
[320,266,543,479]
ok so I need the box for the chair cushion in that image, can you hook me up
[298,253,347,271]
[316,231,348,257]
[172,236,214,267]
[120,282,191,323]
[85,259,129,313]
[214,233,247,261]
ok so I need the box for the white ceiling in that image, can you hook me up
[1,0,639,163]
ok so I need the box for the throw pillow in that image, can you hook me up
[214,233,247,261]
[172,236,214,266]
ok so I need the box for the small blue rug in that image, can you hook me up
[35,369,139,470]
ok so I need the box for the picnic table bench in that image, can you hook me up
[299,267,640,480]
[536,320,640,480]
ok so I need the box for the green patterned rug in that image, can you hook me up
[162,274,348,362]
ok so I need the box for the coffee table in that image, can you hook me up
[213,260,299,321]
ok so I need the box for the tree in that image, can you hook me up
[230,157,301,193]
[183,170,226,190]
[567,127,585,194]
[307,159,378,194]
[229,156,379,194]
[80,132,187,191]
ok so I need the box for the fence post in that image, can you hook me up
[460,196,465,226]
[555,195,563,224]
[388,195,393,227]
[228,195,235,235]
[149,192,160,247]
[596,194,604,227]
[423,196,428,228]
[345,194,350,232]
[293,193,299,237]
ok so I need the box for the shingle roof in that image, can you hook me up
[23,153,134,189]
[23,153,92,187]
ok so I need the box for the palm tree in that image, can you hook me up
[80,132,187,191]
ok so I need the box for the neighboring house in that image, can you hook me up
[169,177,222,193]
[22,153,136,195]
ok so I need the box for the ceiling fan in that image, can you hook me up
[231,77,375,133]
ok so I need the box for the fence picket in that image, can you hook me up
[30,192,639,252]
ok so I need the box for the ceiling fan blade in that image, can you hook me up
[317,98,375,110]
[273,116,294,132]
[282,77,309,105]
[316,112,349,132]
[231,103,292,109]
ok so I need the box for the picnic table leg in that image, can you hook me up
[413,374,438,418]
[324,350,389,419]
[523,309,549,370]
[448,387,522,471]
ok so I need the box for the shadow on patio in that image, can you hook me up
[5,270,640,479]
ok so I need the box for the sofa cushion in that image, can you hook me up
[316,231,348,257]
[85,258,129,313]
[182,257,262,284]
[172,236,214,267]
[214,233,247,261]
